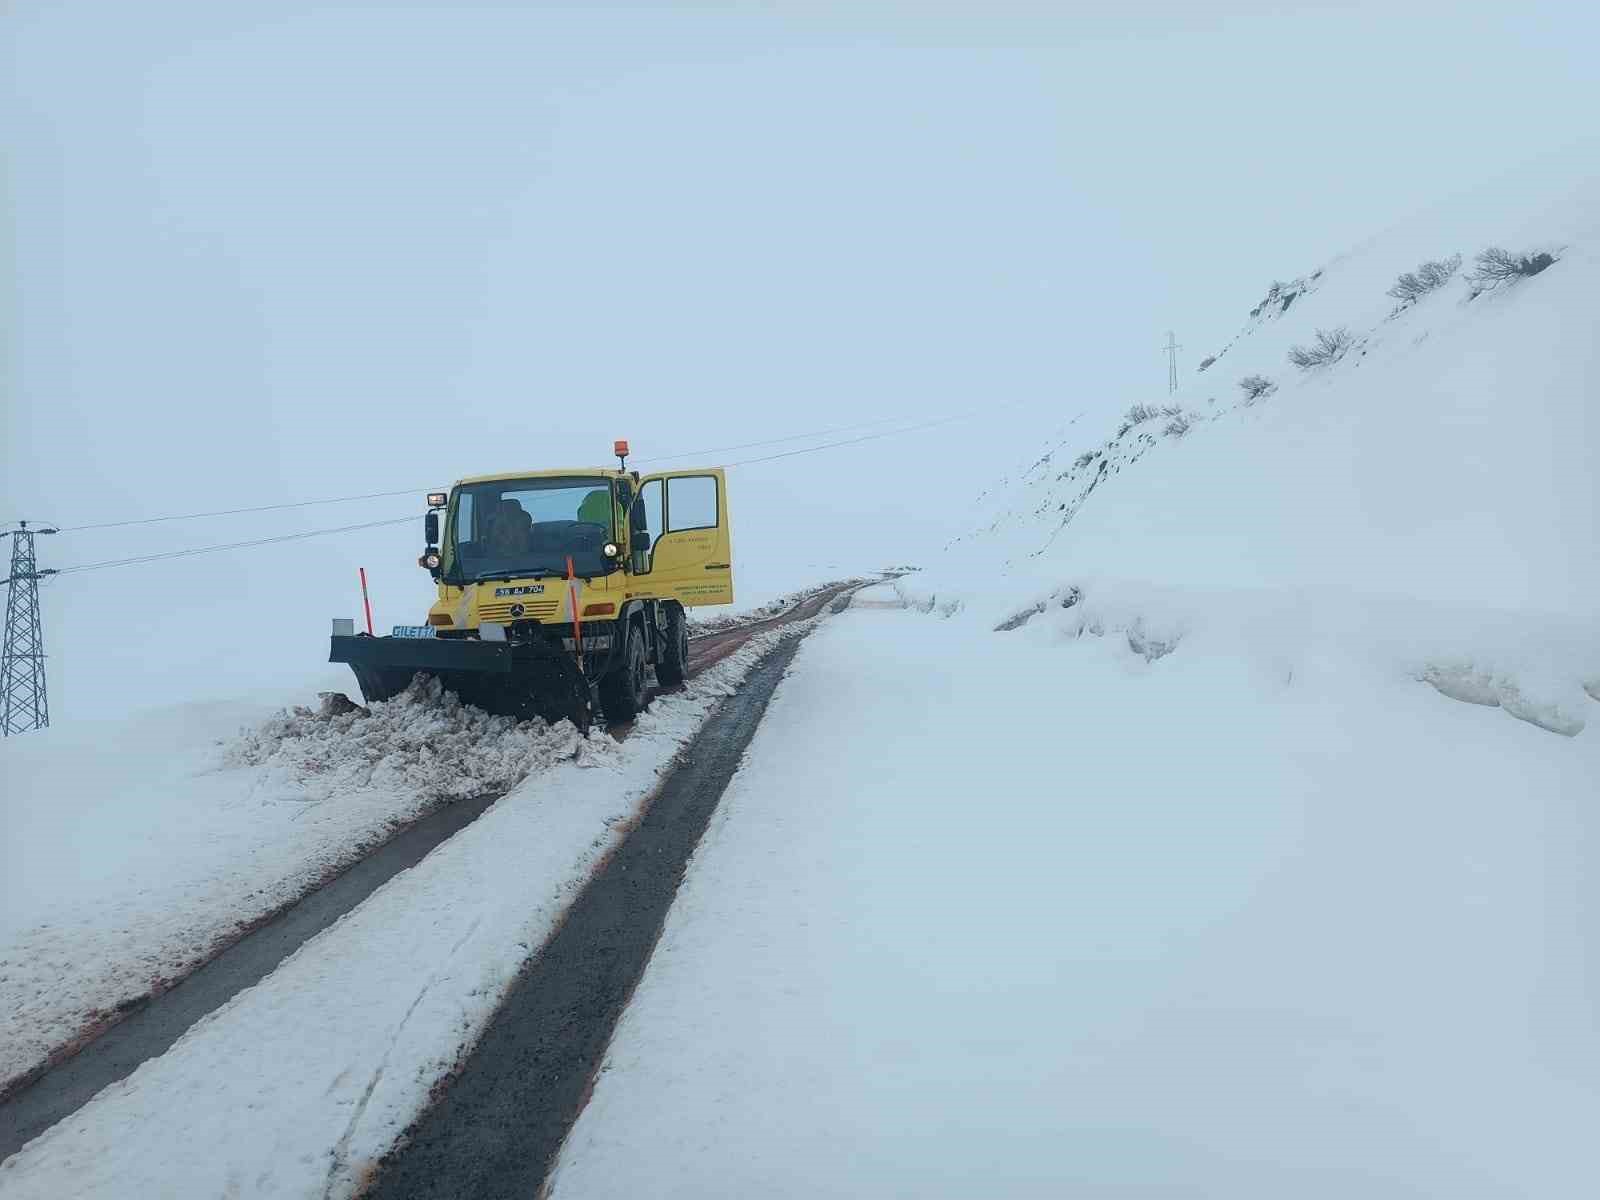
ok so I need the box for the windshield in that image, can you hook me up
[442,476,617,582]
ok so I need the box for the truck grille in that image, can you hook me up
[478,598,562,624]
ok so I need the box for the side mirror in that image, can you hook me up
[421,511,442,579]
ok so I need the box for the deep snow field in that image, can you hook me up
[548,157,1600,1196]
[551,587,1598,1198]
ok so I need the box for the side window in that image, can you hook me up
[666,475,718,532]
[445,491,476,574]
[633,479,663,572]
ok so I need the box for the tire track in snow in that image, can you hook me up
[362,632,819,1200]
[0,583,864,1164]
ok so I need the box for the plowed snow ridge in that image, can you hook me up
[227,679,587,803]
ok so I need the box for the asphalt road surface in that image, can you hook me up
[365,632,811,1200]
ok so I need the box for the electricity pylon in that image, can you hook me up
[2,521,59,735]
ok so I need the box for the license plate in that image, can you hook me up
[391,625,437,639]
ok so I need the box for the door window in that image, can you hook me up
[666,475,718,532]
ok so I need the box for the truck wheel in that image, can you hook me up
[599,623,649,721]
[654,604,690,687]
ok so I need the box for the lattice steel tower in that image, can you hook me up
[2,521,59,736]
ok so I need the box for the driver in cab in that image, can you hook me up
[486,499,532,556]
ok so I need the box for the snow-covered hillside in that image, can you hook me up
[928,151,1599,737]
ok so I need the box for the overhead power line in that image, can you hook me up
[722,408,993,466]
[49,403,1020,536]
[53,516,416,577]
[52,487,424,534]
[47,398,1030,575]
[634,413,915,466]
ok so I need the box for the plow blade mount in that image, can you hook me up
[329,634,593,732]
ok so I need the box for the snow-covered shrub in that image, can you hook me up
[1073,451,1098,469]
[1287,327,1354,369]
[1164,413,1192,437]
[1468,246,1557,290]
[1124,402,1163,425]
[1386,254,1461,304]
[1249,277,1308,318]
[1238,374,1276,401]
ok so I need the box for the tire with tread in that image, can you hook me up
[655,604,690,687]
[598,622,649,721]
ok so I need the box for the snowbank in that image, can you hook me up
[550,601,1600,1198]
[2,678,574,1094]
[227,677,586,802]
[0,623,810,1197]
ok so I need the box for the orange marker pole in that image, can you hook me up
[359,567,374,635]
[567,555,584,673]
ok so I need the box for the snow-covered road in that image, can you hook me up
[0,583,867,1103]
[550,586,1600,1197]
[0,628,811,1198]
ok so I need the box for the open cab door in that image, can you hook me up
[630,468,733,608]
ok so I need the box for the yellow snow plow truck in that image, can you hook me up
[330,443,732,732]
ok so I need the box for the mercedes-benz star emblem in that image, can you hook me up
[509,603,525,618]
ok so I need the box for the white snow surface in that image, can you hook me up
[550,598,1599,1198]
[552,158,1599,1196]
[0,677,584,1092]
[0,624,803,1197]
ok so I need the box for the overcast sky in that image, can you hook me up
[3,0,1595,717]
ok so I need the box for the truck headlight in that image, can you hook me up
[603,542,620,558]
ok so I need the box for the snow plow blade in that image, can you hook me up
[329,634,593,732]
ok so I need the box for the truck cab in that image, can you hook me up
[331,457,733,731]
[425,466,732,634]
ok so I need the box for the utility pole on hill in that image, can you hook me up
[1163,331,1182,394]
[2,522,59,736]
